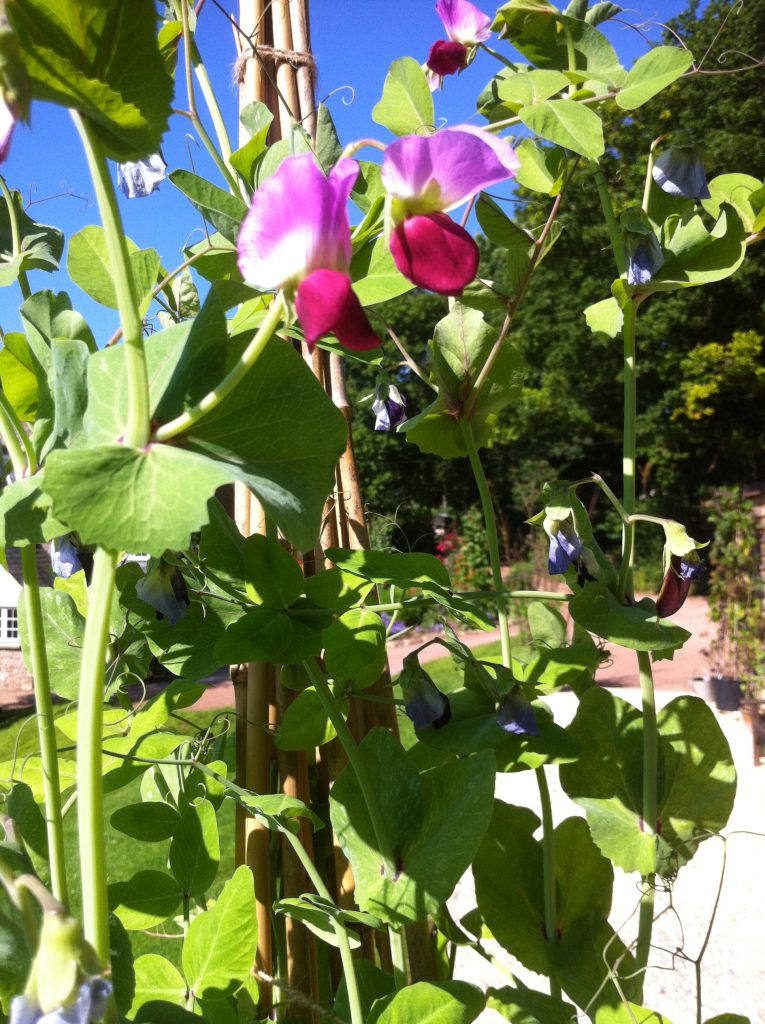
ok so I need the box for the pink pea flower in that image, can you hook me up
[381,126,519,294]
[427,0,492,86]
[236,154,380,352]
[0,96,17,163]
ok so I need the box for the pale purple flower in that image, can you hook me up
[497,687,539,737]
[10,980,112,1024]
[372,384,407,431]
[51,538,82,579]
[652,143,710,200]
[117,154,167,198]
[0,96,16,163]
[400,653,451,729]
[136,558,189,627]
[381,127,518,294]
[237,154,380,351]
[436,0,492,46]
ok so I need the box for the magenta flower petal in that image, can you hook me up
[0,97,16,162]
[390,213,479,295]
[237,154,358,291]
[427,40,468,76]
[382,127,519,215]
[436,0,492,44]
[295,270,381,352]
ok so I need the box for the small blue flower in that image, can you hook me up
[10,979,112,1024]
[400,653,451,729]
[652,143,710,200]
[372,384,407,432]
[50,538,82,579]
[497,687,539,737]
[548,526,583,575]
[117,154,167,199]
[678,557,706,582]
[136,558,189,626]
[620,206,664,286]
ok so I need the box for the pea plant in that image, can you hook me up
[0,1,761,1023]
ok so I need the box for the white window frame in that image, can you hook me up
[0,606,20,648]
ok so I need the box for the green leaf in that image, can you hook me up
[351,234,414,306]
[474,802,637,1010]
[0,911,32,1012]
[595,1005,674,1024]
[231,102,273,181]
[182,865,258,1002]
[67,226,160,315]
[18,588,83,700]
[702,173,763,233]
[330,728,495,924]
[335,961,396,1023]
[7,782,48,859]
[274,689,339,750]
[527,602,567,648]
[109,870,183,930]
[244,533,305,609]
[476,196,535,252]
[130,955,186,1018]
[487,983,577,1024]
[0,473,67,547]
[213,607,294,665]
[0,333,39,421]
[0,188,64,277]
[584,296,623,338]
[569,581,690,651]
[559,689,736,874]
[143,599,244,678]
[519,99,604,160]
[482,68,569,117]
[323,608,387,686]
[373,982,485,1024]
[493,1,622,84]
[403,304,524,457]
[315,102,343,172]
[169,800,220,898]
[8,0,173,160]
[616,46,693,110]
[326,549,451,589]
[169,171,249,244]
[110,801,181,842]
[646,204,747,292]
[372,57,435,137]
[512,139,567,196]
[44,443,230,557]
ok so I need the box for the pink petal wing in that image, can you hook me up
[382,127,518,212]
[435,0,492,44]
[390,213,479,295]
[295,270,381,352]
[237,154,358,290]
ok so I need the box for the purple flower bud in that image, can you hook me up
[117,154,167,198]
[372,385,407,431]
[497,686,539,737]
[547,526,583,575]
[427,40,468,76]
[652,143,710,200]
[51,538,82,579]
[136,559,190,627]
[400,653,451,729]
[655,555,705,618]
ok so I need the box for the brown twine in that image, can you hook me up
[234,43,316,83]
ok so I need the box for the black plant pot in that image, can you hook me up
[690,674,742,711]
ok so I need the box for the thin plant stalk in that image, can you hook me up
[460,420,560,998]
[634,648,658,989]
[305,661,408,989]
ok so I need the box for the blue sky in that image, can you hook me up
[0,0,704,340]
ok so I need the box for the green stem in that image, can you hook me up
[460,422,511,667]
[0,390,29,476]
[178,0,242,196]
[278,826,364,1024]
[71,113,150,448]
[536,767,561,1000]
[634,649,657,991]
[154,296,285,441]
[76,548,119,964]
[305,661,408,989]
[591,162,627,277]
[462,420,561,1002]
[0,176,31,300]
[286,590,570,618]
[478,43,518,71]
[562,24,577,96]
[617,300,637,603]
[20,547,68,907]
